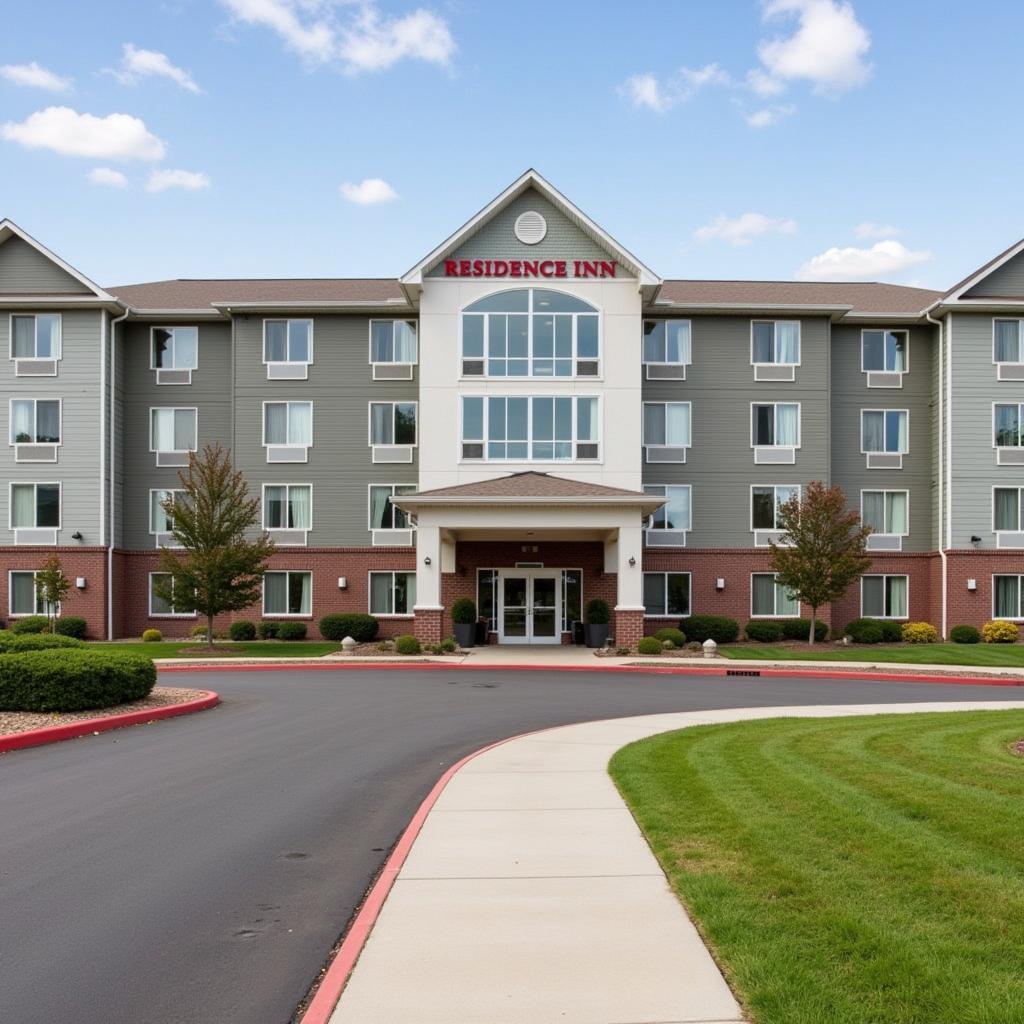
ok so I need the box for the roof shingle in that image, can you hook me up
[406,472,649,500]
[107,278,407,308]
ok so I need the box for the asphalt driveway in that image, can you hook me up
[2,666,1022,1024]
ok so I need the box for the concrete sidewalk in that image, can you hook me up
[328,699,1022,1024]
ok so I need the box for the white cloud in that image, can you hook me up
[0,62,72,92]
[757,0,872,95]
[1,106,165,161]
[220,1,454,72]
[112,43,202,93]
[88,167,129,188]
[146,168,211,192]
[796,240,932,281]
[619,63,729,113]
[745,103,795,128]
[745,67,785,97]
[694,212,798,246]
[854,221,900,240]
[339,177,398,204]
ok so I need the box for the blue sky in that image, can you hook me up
[1,0,1022,290]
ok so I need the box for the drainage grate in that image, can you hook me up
[725,669,762,677]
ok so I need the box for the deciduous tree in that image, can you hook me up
[34,554,71,633]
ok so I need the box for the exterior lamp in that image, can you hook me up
[337,577,348,589]
[71,531,83,541]
[967,579,977,591]
[716,578,726,591]
[423,555,432,566]
[75,577,86,590]
[628,556,636,567]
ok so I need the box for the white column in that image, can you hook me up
[614,523,645,610]
[414,524,444,609]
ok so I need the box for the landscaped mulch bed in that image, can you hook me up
[0,686,208,737]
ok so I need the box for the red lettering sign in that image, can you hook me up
[442,258,617,279]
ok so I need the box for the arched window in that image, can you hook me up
[460,288,600,378]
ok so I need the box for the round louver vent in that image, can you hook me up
[514,210,547,245]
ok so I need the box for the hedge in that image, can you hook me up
[11,616,51,635]
[683,615,740,644]
[229,620,256,641]
[277,621,307,641]
[0,650,156,712]
[653,627,686,647]
[395,634,421,655]
[257,620,279,639]
[982,620,1019,644]
[637,636,663,655]
[0,630,84,654]
[902,621,939,644]
[54,616,88,639]
[319,613,379,643]
[142,628,163,643]
[781,618,829,642]
[950,624,980,644]
[745,619,785,643]
[844,617,901,644]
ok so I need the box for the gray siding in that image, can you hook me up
[830,324,935,552]
[964,252,1024,298]
[0,309,104,545]
[642,315,830,547]
[0,236,92,294]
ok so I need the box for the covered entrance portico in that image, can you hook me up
[394,473,664,647]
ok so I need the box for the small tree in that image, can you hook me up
[34,554,71,633]
[769,481,872,645]
[153,443,274,647]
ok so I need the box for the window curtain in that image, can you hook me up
[174,409,196,450]
[665,485,691,531]
[995,404,1021,447]
[265,322,287,362]
[152,490,170,533]
[995,321,1020,363]
[667,322,691,364]
[862,576,884,617]
[152,409,174,451]
[642,321,665,363]
[643,403,665,445]
[36,315,59,358]
[36,401,59,443]
[776,323,799,363]
[175,327,198,369]
[995,489,1019,532]
[370,573,392,614]
[887,576,908,618]
[751,574,777,615]
[666,403,690,446]
[10,400,33,443]
[888,411,908,453]
[371,322,392,362]
[776,581,800,616]
[289,573,311,615]
[264,486,285,528]
[288,321,311,363]
[752,322,774,363]
[264,572,287,613]
[994,576,1021,618]
[369,486,391,529]
[776,405,798,446]
[11,572,37,615]
[393,322,416,362]
[886,492,908,534]
[289,487,311,530]
[369,404,391,445]
[643,573,666,616]
[887,332,907,372]
[863,411,884,452]
[12,317,34,358]
[576,398,597,441]
[288,403,312,445]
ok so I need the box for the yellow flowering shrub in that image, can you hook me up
[901,621,939,644]
[982,619,1020,644]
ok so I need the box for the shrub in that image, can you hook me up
[654,627,686,647]
[439,637,457,653]
[0,630,84,653]
[982,619,1019,644]
[781,618,829,642]
[257,621,279,639]
[11,615,51,635]
[844,618,886,644]
[902,621,939,644]
[142,628,163,643]
[318,613,379,643]
[190,623,209,638]
[684,615,739,644]
[662,640,675,650]
[0,650,156,712]
[229,620,256,641]
[395,634,421,655]
[637,636,662,655]
[451,598,477,625]
[745,619,785,643]
[54,616,87,639]
[585,598,611,625]
[276,621,307,641]
[950,624,981,644]
[687,641,703,652]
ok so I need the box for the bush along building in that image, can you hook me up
[3,169,1024,642]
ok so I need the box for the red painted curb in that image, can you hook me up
[298,724,546,1024]
[0,690,220,754]
[157,660,1024,688]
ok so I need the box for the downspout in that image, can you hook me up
[925,306,946,639]
[108,306,130,640]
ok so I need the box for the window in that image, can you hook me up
[561,569,582,633]
[644,484,691,533]
[370,321,417,364]
[151,327,198,371]
[861,575,908,619]
[862,490,909,535]
[643,572,691,617]
[752,321,800,365]
[994,404,1024,447]
[263,571,312,616]
[751,485,800,531]
[994,487,1024,532]
[751,403,800,447]
[994,575,1024,619]
[9,570,57,617]
[11,314,61,359]
[861,410,908,453]
[264,320,312,364]
[149,488,187,534]
[149,572,195,617]
[478,569,498,632]
[263,402,313,447]
[369,402,417,446]
[9,399,60,444]
[994,320,1023,364]
[751,573,799,617]
[643,402,691,461]
[461,289,600,377]
[642,320,691,377]
[10,483,59,529]
[150,408,197,452]
[862,330,907,373]
[369,484,415,530]
[460,396,599,461]
[369,571,416,615]
[263,484,312,531]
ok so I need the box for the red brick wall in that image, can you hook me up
[945,550,1024,631]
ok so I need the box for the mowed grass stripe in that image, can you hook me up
[610,711,1024,1024]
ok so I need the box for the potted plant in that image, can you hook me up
[584,598,611,648]
[451,597,478,648]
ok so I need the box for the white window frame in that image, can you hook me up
[9,397,62,452]
[642,319,692,379]
[860,574,909,620]
[7,569,59,618]
[993,574,1024,620]
[992,485,1024,547]
[367,483,416,530]
[750,572,800,618]
[369,319,418,372]
[993,401,1024,449]
[149,407,198,453]
[643,484,691,547]
[148,571,196,618]
[750,402,801,449]
[458,288,602,380]
[263,319,313,366]
[642,401,691,464]
[642,571,692,619]
[261,483,313,534]
[860,328,909,382]
[9,312,62,367]
[860,489,910,550]
[860,408,909,458]
[368,401,418,447]
[262,400,313,462]
[750,320,801,365]
[262,570,313,618]
[750,484,801,543]
[993,318,1024,375]
[150,325,199,381]
[368,570,417,617]
[148,487,187,534]
[9,481,61,530]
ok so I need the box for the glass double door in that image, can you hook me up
[498,571,560,645]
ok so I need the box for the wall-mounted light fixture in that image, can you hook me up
[71,531,83,541]
[971,535,982,547]
[967,578,977,591]
[75,577,86,590]
[337,577,348,590]
[716,578,726,591]
[628,556,636,567]
[423,555,432,566]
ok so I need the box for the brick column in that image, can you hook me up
[413,608,444,645]
[613,608,645,650]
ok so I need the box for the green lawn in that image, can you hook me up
[92,641,341,659]
[719,642,1024,667]
[610,711,1024,1024]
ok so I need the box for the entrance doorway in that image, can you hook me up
[497,569,561,645]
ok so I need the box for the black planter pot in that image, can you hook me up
[454,622,476,649]
[584,623,609,649]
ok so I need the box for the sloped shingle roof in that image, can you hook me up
[107,278,407,308]
[407,472,648,500]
